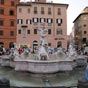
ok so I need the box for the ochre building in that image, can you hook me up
[0,0,19,48]
[73,7,88,47]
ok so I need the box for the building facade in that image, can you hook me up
[17,0,68,49]
[73,7,88,47]
[0,0,19,48]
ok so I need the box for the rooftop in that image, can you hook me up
[17,1,68,8]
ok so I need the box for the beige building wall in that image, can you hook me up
[17,2,68,49]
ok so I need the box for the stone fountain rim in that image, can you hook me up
[14,58,72,63]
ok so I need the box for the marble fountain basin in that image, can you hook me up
[14,58,73,74]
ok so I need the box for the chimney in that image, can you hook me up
[35,0,46,3]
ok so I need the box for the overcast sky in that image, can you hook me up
[20,0,88,35]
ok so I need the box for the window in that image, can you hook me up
[57,8,61,15]
[27,30,30,34]
[48,29,51,34]
[41,7,44,14]
[0,8,4,14]
[10,20,14,26]
[34,7,37,14]
[28,8,30,13]
[22,28,26,37]
[11,1,15,6]
[0,0,4,5]
[56,29,62,34]
[0,42,4,47]
[0,30,3,36]
[34,29,37,34]
[9,42,14,48]
[33,18,38,23]
[84,24,86,27]
[26,19,31,24]
[10,31,14,36]
[82,38,86,43]
[84,31,87,34]
[56,18,62,25]
[57,41,62,47]
[40,18,45,23]
[47,18,53,24]
[33,40,38,46]
[48,8,51,15]
[48,43,51,46]
[9,10,14,15]
[0,19,3,26]
[17,19,23,24]
[18,29,21,34]
[19,8,22,13]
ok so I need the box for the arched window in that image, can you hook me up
[0,42,4,47]
[57,41,62,47]
[9,42,14,48]
[33,40,38,46]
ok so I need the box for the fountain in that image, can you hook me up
[12,27,73,73]
[68,44,77,57]
[0,28,87,87]
[0,28,87,73]
[68,44,87,67]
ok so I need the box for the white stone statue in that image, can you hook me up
[13,43,18,49]
[38,46,49,60]
[37,27,49,60]
[38,27,47,46]
[68,44,77,56]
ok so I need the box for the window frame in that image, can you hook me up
[11,1,15,6]
[0,0,4,5]
[0,19,4,26]
[17,19,23,24]
[34,29,37,34]
[10,31,14,36]
[0,8,4,14]
[56,29,62,34]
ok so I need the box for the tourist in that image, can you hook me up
[2,47,6,55]
[18,48,23,55]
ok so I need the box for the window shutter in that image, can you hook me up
[33,18,34,22]
[30,20,32,24]
[44,18,46,22]
[56,19,58,23]
[37,18,38,22]
[47,18,48,23]
[51,19,53,23]
[61,19,62,23]
[40,18,41,23]
[21,19,23,24]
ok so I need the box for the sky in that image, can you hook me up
[20,0,88,35]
